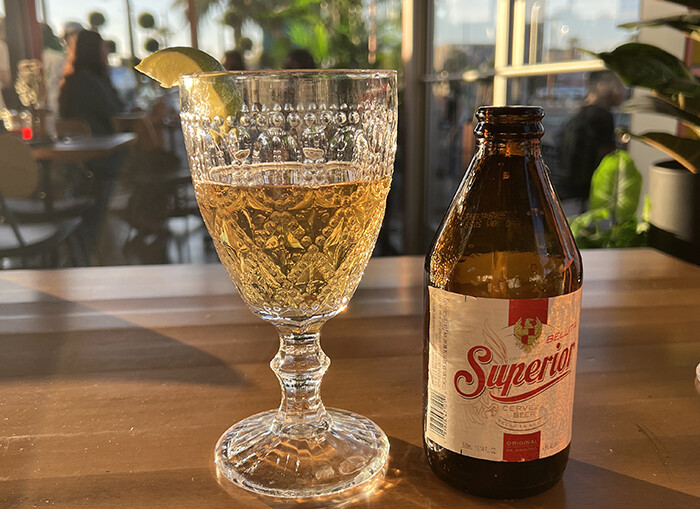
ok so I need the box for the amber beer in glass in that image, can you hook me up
[424,106,583,498]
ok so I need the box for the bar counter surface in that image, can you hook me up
[1,249,698,508]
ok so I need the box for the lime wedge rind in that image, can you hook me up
[135,46,241,123]
[135,46,225,88]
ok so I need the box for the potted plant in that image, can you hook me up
[590,0,699,263]
[569,149,648,249]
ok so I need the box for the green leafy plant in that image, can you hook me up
[587,0,699,174]
[178,0,401,70]
[570,150,649,248]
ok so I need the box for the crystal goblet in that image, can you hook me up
[179,70,397,498]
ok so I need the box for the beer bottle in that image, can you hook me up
[423,106,583,498]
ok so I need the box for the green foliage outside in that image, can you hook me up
[177,0,402,70]
[571,0,700,250]
[569,150,649,248]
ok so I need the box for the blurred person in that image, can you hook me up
[554,71,626,215]
[0,18,10,120]
[59,30,123,134]
[58,21,82,85]
[41,23,66,135]
[106,42,138,109]
[59,30,125,260]
[61,21,83,46]
[110,58,138,109]
[222,50,245,71]
[284,49,316,69]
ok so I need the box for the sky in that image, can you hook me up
[1,0,639,63]
[9,0,236,62]
[433,0,638,52]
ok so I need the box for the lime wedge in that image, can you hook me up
[135,47,241,122]
[135,46,224,88]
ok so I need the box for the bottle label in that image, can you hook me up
[425,287,582,462]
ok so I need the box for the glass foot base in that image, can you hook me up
[215,408,390,498]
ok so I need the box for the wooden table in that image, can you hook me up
[1,249,698,508]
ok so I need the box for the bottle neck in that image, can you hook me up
[473,106,545,158]
[477,137,542,158]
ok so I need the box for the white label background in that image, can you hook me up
[425,287,582,462]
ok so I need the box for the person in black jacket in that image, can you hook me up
[59,29,123,134]
[554,71,626,215]
[59,30,124,261]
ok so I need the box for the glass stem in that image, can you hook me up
[271,324,331,436]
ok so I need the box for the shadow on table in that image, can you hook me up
[213,437,699,508]
[392,439,698,509]
[0,282,246,388]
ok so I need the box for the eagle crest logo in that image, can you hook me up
[513,317,543,352]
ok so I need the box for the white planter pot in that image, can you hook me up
[648,161,697,243]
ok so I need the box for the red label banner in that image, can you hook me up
[503,431,541,461]
[508,299,549,326]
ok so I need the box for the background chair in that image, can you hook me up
[119,113,201,264]
[0,135,83,268]
[0,133,94,221]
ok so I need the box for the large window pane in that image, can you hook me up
[433,0,498,74]
[424,79,494,231]
[425,0,498,232]
[520,0,639,65]
[29,1,402,268]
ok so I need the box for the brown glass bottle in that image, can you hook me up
[423,106,583,498]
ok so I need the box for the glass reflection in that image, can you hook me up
[507,72,630,215]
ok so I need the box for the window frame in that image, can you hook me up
[492,0,607,104]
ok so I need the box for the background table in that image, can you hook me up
[0,249,698,508]
[29,133,137,215]
[31,133,137,163]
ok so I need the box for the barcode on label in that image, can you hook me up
[429,390,447,438]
